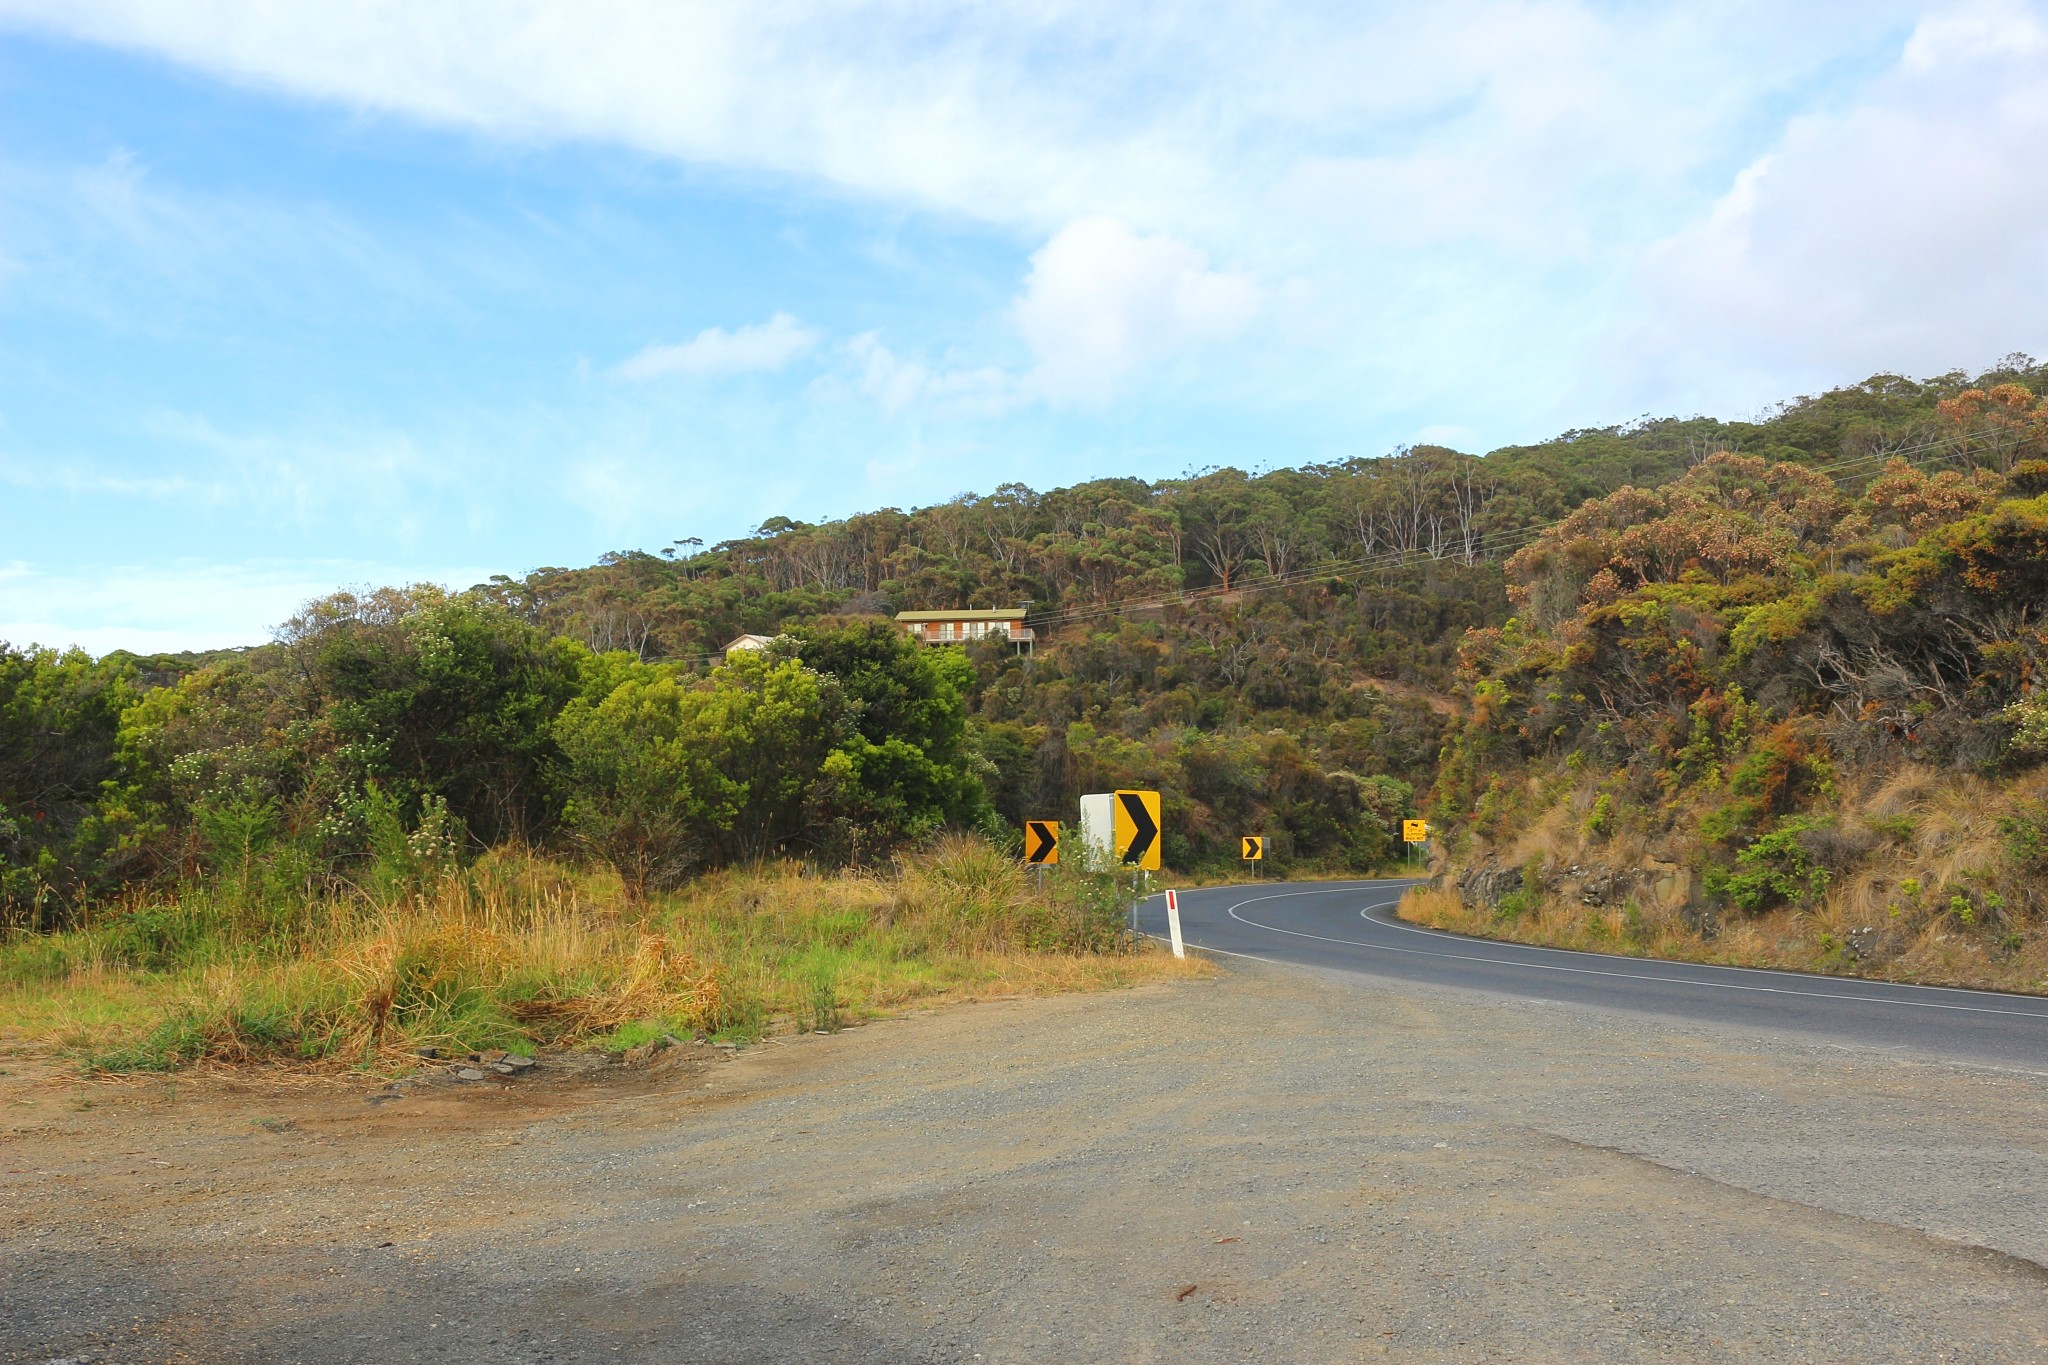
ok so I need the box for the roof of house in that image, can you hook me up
[894,608,1027,622]
[721,633,779,650]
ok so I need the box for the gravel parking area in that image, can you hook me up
[7,960,2048,1362]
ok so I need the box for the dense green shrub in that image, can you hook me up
[1705,820,1833,913]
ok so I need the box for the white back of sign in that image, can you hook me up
[1078,793,1116,870]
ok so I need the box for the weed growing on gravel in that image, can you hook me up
[595,1019,675,1053]
[3,835,1207,1072]
[804,954,844,1033]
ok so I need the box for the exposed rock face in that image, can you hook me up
[1451,859,1709,919]
[1566,866,1642,907]
[1457,865,1522,908]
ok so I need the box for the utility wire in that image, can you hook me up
[1021,432,1972,634]
[640,432,1982,666]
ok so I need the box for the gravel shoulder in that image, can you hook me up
[6,962,2048,1363]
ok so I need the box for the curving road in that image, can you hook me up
[1140,878,2048,1069]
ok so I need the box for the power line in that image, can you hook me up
[639,434,1979,665]
[1022,434,1969,634]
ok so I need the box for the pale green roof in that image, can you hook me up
[894,608,1027,622]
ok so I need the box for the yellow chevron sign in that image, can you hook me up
[1241,836,1263,860]
[1024,820,1060,866]
[1112,789,1161,870]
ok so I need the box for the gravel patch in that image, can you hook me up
[6,962,2048,1362]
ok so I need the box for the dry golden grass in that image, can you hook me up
[1411,887,1811,978]
[1412,782,2048,994]
[1418,757,2048,993]
[0,836,1210,1073]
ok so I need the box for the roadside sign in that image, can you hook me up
[1078,793,1116,869]
[1024,820,1060,866]
[1403,819,1428,843]
[1112,789,1162,870]
[1164,888,1185,958]
[1241,836,1264,860]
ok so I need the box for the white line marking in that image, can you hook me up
[1181,885,2048,1023]
[1353,894,2040,999]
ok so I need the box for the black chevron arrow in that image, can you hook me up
[1117,791,1158,865]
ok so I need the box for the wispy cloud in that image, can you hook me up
[831,333,1015,418]
[4,145,439,333]
[0,409,471,543]
[0,3,1914,249]
[617,312,820,380]
[0,557,497,655]
[149,410,462,531]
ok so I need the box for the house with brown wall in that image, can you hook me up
[894,608,1034,653]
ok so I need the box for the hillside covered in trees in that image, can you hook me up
[8,357,2048,993]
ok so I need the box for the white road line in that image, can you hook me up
[1353,895,2044,1000]
[1188,886,2048,1023]
[1354,898,2048,1008]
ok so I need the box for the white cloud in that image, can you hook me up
[1,409,463,534]
[0,0,1209,234]
[837,332,1014,417]
[0,558,497,654]
[1619,0,2048,406]
[848,333,928,416]
[11,0,2024,440]
[0,2,1915,255]
[820,225,1258,418]
[1014,217,1262,404]
[618,312,820,380]
[3,145,446,332]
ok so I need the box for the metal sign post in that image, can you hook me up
[1023,819,1060,895]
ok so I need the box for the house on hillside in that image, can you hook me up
[720,633,780,659]
[894,608,1034,655]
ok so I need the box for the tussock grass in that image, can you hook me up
[1412,763,2048,993]
[0,835,1208,1073]
[1402,886,1710,964]
[1406,883,2048,992]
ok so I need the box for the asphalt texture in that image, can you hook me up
[1142,878,2048,1068]
[12,889,2048,1362]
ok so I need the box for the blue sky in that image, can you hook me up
[4,1,2046,652]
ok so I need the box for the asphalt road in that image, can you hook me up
[1141,878,2048,1069]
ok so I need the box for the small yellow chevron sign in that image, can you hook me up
[1024,819,1060,866]
[1241,836,1263,860]
[1402,819,1428,843]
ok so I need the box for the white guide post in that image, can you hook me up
[1165,888,1185,959]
